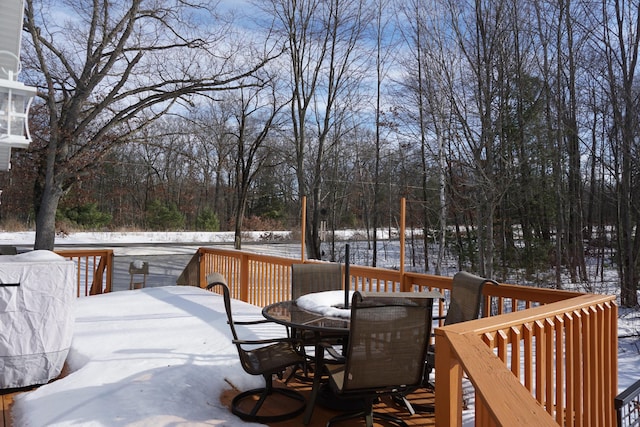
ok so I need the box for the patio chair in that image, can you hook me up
[321,290,437,427]
[427,271,499,366]
[289,263,345,381]
[396,271,498,413]
[291,262,343,300]
[129,261,149,290]
[207,277,307,423]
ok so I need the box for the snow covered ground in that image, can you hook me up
[2,231,639,426]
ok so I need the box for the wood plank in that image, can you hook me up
[1,392,10,427]
[2,384,43,427]
[1,390,20,427]
[443,330,557,426]
[220,374,436,427]
[0,362,70,427]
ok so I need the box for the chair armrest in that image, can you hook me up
[233,319,273,325]
[233,337,302,346]
[319,341,345,363]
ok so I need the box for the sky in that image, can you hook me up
[2,231,639,426]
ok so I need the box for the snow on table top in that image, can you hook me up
[295,290,354,318]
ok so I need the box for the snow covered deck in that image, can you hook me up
[3,286,436,426]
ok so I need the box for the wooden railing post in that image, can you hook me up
[301,196,306,261]
[435,329,464,427]
[105,251,113,293]
[399,197,405,278]
[197,248,206,288]
[89,255,105,295]
[240,251,250,302]
[606,301,619,426]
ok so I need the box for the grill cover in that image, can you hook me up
[0,250,76,389]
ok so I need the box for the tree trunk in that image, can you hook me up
[562,0,587,283]
[602,0,640,307]
[34,178,63,250]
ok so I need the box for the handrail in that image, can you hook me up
[56,248,618,427]
[440,330,558,426]
[435,293,618,426]
[54,249,114,296]
[190,247,618,426]
[50,246,619,425]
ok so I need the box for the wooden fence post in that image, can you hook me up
[435,330,464,427]
[240,252,250,302]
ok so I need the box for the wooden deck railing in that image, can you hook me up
[435,293,618,426]
[59,246,618,426]
[184,247,618,426]
[55,249,114,296]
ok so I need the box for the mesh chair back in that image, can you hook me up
[291,263,343,300]
[444,271,489,325]
[339,292,436,393]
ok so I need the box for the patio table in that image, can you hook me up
[262,290,443,424]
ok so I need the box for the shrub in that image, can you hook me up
[233,215,284,231]
[195,207,220,231]
[146,200,185,230]
[57,203,112,229]
[0,217,30,231]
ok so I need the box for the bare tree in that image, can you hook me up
[556,0,588,284]
[396,0,458,274]
[598,0,640,306]
[262,0,370,259]
[227,75,287,249]
[443,0,513,277]
[368,0,398,267]
[22,0,278,249]
[189,96,237,230]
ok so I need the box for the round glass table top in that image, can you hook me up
[262,299,350,333]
